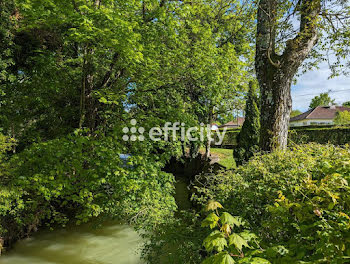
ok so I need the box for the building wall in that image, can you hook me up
[290,119,334,127]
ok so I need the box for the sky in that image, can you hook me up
[292,63,350,112]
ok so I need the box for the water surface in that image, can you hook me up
[0,221,143,264]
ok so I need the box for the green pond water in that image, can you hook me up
[0,178,191,264]
[0,221,143,264]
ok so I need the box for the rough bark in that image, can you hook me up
[205,107,213,159]
[256,0,321,151]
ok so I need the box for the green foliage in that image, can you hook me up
[0,0,16,85]
[221,125,350,148]
[201,200,270,264]
[0,132,176,244]
[197,144,350,263]
[309,93,336,109]
[0,133,15,181]
[334,110,350,125]
[214,130,240,148]
[233,81,260,165]
[289,125,350,145]
[290,110,302,118]
[141,211,204,264]
[0,0,256,252]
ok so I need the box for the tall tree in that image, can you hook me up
[233,81,260,165]
[129,0,254,159]
[255,0,350,151]
[309,92,335,109]
[0,0,16,85]
[1,0,146,145]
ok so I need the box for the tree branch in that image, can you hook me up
[282,0,321,68]
[99,52,121,89]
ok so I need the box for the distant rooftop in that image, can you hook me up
[290,106,350,122]
[219,117,245,128]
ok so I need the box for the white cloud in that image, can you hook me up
[292,63,350,111]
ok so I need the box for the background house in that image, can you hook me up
[290,106,350,127]
[219,117,245,129]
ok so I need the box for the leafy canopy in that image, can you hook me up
[309,92,336,109]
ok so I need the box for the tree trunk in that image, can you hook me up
[205,107,213,159]
[256,0,321,151]
[258,67,293,151]
[80,46,98,131]
[205,138,211,160]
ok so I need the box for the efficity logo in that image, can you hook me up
[122,119,145,141]
[122,119,227,145]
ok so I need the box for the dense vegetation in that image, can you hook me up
[289,126,350,146]
[0,0,254,252]
[0,0,350,263]
[195,144,350,263]
[217,125,350,148]
[335,111,350,125]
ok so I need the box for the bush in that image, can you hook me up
[213,130,240,148]
[0,133,176,247]
[218,126,350,149]
[141,211,205,264]
[195,144,350,263]
[289,126,350,145]
[335,111,350,125]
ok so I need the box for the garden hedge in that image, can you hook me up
[289,126,350,145]
[215,125,350,147]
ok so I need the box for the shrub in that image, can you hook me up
[0,133,176,247]
[219,125,350,148]
[201,200,270,264]
[195,144,350,263]
[141,211,205,264]
[334,111,350,125]
[289,126,350,145]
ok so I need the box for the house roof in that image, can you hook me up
[220,117,245,127]
[290,106,350,122]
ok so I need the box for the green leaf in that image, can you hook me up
[202,212,220,229]
[206,200,223,211]
[249,257,271,264]
[239,230,258,243]
[202,252,236,264]
[203,231,227,252]
[228,233,249,251]
[220,212,243,227]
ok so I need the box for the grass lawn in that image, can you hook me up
[200,147,236,169]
